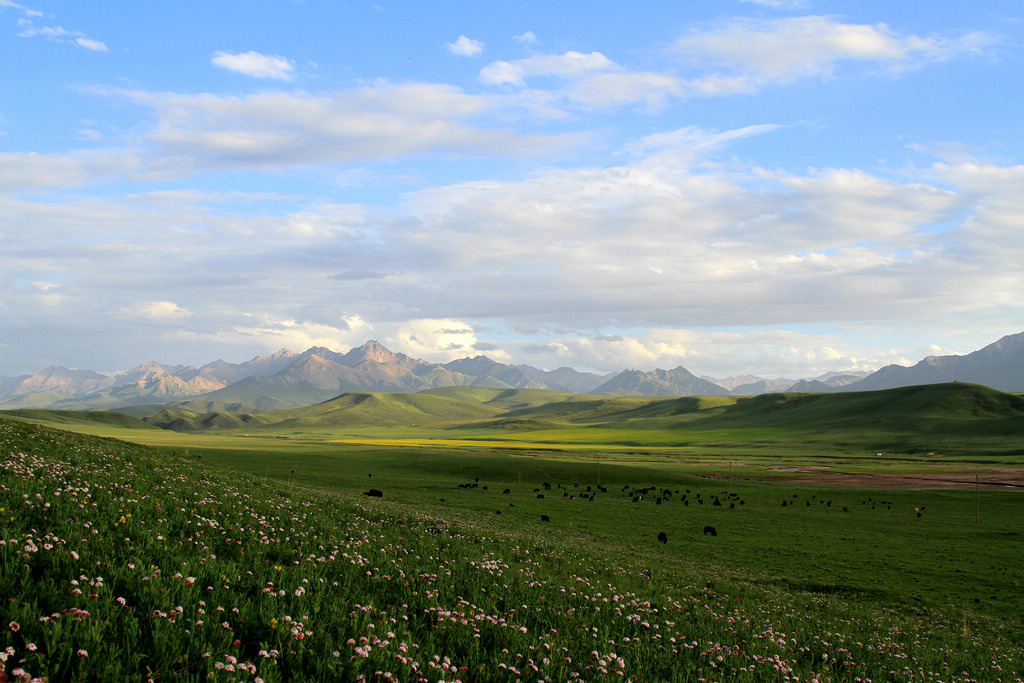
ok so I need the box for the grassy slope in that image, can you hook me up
[0,408,159,430]
[1,417,1022,682]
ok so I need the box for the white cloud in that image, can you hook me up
[0,150,139,191]
[672,16,997,93]
[211,51,295,80]
[514,31,538,44]
[383,319,497,362]
[475,19,994,112]
[567,72,683,109]
[115,83,572,171]
[0,0,43,17]
[226,316,372,352]
[75,37,107,52]
[16,19,107,50]
[119,301,191,321]
[503,327,959,377]
[445,35,484,57]
[480,51,618,86]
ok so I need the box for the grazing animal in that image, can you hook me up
[503,489,511,494]
[540,515,550,522]
[440,498,445,502]
[657,532,668,544]
[729,503,735,509]
[703,526,717,537]
[495,510,501,515]
[364,489,384,498]
[537,494,544,499]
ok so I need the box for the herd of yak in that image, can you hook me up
[363,475,909,545]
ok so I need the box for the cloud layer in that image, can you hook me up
[0,6,1018,377]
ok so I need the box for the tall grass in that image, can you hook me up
[1,418,1021,682]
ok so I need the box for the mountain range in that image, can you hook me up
[1,332,1021,413]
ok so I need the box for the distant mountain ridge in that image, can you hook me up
[837,333,1024,393]
[1,332,1021,412]
[593,366,729,396]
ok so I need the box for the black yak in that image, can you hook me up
[364,489,384,498]
[540,515,550,522]
[657,532,668,544]
[703,525,717,536]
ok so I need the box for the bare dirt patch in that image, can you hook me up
[768,467,1024,490]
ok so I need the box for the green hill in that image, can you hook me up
[271,391,500,427]
[0,408,159,429]
[117,399,270,418]
[142,409,274,432]
[694,382,1024,431]
[144,390,504,431]
[84,382,1024,461]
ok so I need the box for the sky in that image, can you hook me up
[1,0,1022,380]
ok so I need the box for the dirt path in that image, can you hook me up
[765,467,1024,490]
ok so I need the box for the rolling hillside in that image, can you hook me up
[0,409,159,430]
[137,382,1024,453]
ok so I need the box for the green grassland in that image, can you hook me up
[2,382,1023,680]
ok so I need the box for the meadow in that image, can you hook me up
[2,383,1023,681]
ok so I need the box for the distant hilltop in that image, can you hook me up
[1,332,1021,413]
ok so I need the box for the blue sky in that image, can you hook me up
[1,0,1021,378]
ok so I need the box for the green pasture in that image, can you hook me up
[177,444,1024,624]
[5,405,1023,628]
[3,381,1023,633]
[5,416,1022,682]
